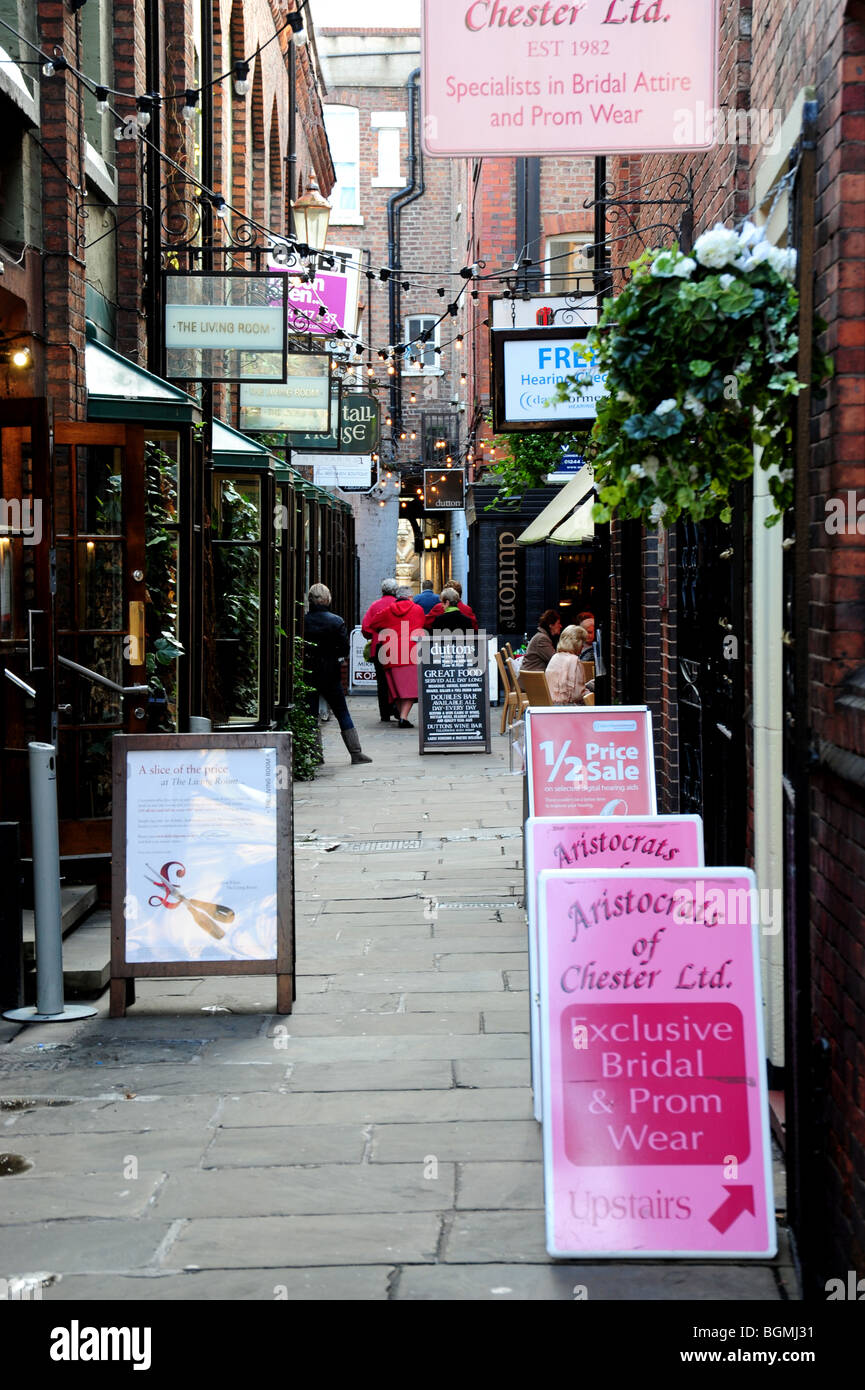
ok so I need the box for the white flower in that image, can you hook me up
[617,389,634,403]
[684,390,706,419]
[749,240,772,266]
[693,223,743,270]
[655,398,678,416]
[630,463,646,478]
[651,249,694,279]
[767,245,797,281]
[649,498,667,525]
[643,454,660,480]
[719,273,736,290]
[737,220,766,249]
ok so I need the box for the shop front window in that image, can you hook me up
[212,475,262,724]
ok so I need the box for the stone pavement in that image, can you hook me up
[0,698,795,1301]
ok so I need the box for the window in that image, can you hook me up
[404,315,440,372]
[81,0,115,169]
[422,412,460,466]
[370,112,405,188]
[545,234,593,296]
[323,105,361,223]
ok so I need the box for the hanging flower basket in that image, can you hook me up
[563,222,832,528]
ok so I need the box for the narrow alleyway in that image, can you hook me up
[0,700,794,1300]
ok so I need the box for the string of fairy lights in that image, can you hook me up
[1,5,609,478]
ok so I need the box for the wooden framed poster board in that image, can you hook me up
[538,867,775,1258]
[110,733,293,1017]
[418,632,491,755]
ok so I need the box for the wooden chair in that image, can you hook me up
[506,656,530,716]
[518,667,555,707]
[494,650,519,734]
[504,642,515,661]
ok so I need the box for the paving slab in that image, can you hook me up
[0,1095,217,1135]
[0,1172,163,1222]
[371,1120,542,1164]
[220,1088,535,1127]
[204,1124,368,1167]
[0,1219,176,1274]
[456,1162,544,1210]
[44,1267,392,1301]
[263,1012,483,1038]
[257,1034,527,1064]
[454,1060,531,1088]
[287,1060,455,1092]
[0,1129,211,1173]
[169,1213,441,1268]
[155,1163,456,1218]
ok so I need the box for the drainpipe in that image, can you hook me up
[287,39,297,226]
[387,67,423,429]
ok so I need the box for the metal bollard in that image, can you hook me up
[3,744,96,1023]
[188,716,212,733]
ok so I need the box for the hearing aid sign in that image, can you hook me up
[538,867,775,1257]
[524,706,657,818]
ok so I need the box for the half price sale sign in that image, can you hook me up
[538,868,775,1257]
[525,706,657,818]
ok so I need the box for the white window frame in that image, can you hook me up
[403,315,442,375]
[323,104,363,226]
[370,112,405,189]
[545,234,594,296]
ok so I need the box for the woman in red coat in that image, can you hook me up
[367,585,426,727]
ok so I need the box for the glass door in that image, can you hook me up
[53,423,146,855]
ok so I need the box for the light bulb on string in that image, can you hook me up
[181,89,199,120]
[42,54,67,78]
[95,85,110,114]
[233,61,251,96]
[136,95,153,128]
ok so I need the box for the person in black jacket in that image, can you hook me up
[304,584,372,765]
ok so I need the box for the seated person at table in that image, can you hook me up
[545,624,591,705]
[521,610,562,671]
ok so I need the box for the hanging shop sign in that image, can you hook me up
[164,272,287,383]
[309,456,373,489]
[491,297,598,331]
[110,733,294,1018]
[269,244,362,338]
[525,705,656,818]
[418,631,491,754]
[424,468,466,510]
[537,866,775,1257]
[421,0,719,157]
[525,815,705,1121]
[496,526,526,634]
[492,328,608,432]
[349,625,377,690]
[239,353,332,433]
[285,391,379,454]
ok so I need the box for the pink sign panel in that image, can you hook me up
[538,868,775,1256]
[422,0,719,157]
[525,706,656,819]
[287,271,349,337]
[525,816,704,1119]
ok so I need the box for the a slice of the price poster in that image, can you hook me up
[525,706,657,818]
[538,867,776,1258]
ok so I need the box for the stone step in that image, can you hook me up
[22,884,98,957]
[60,910,112,994]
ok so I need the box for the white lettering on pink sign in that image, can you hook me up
[525,706,657,818]
[422,0,719,156]
[538,868,775,1256]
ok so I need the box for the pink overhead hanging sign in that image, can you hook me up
[538,867,775,1257]
[422,0,719,156]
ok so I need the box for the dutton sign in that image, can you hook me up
[422,0,719,156]
[537,867,775,1257]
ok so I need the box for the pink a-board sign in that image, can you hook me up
[538,868,775,1257]
[422,0,719,157]
[524,706,656,819]
[525,816,704,1120]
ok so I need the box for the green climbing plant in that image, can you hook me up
[278,635,320,782]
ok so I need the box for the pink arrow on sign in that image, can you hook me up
[709,1185,756,1234]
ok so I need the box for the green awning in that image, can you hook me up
[85,338,201,425]
[212,419,275,472]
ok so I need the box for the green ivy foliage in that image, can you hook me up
[484,428,594,507]
[279,636,321,782]
[553,227,832,529]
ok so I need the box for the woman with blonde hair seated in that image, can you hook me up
[545,624,591,705]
